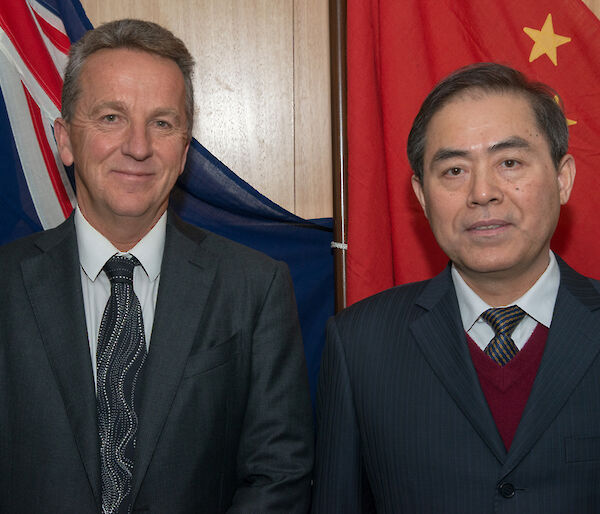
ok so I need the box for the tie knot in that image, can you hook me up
[481,305,526,337]
[103,255,139,284]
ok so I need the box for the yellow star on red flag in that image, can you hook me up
[523,13,571,66]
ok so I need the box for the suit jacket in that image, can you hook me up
[0,212,313,513]
[312,259,600,513]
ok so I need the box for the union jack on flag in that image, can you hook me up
[0,0,90,243]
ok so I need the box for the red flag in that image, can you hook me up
[346,0,600,305]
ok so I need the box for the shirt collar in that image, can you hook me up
[75,206,167,282]
[451,251,560,331]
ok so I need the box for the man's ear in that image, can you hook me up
[411,175,429,219]
[54,118,74,166]
[556,154,576,205]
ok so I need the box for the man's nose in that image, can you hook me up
[121,122,153,160]
[467,167,503,206]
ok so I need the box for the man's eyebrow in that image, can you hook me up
[89,103,183,124]
[90,101,127,116]
[151,108,182,121]
[429,136,532,166]
[488,136,530,153]
[430,147,469,165]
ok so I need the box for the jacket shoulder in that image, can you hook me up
[0,219,73,267]
[333,279,432,332]
[556,255,600,308]
[168,213,286,276]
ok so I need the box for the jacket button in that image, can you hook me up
[498,482,515,498]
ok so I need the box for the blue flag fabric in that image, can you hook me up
[0,0,332,403]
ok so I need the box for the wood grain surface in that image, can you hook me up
[79,0,332,218]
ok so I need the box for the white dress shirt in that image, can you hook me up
[451,251,560,352]
[75,207,166,385]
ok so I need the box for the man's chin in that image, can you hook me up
[452,256,520,278]
[107,199,167,222]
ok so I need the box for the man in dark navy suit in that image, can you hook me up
[313,63,600,513]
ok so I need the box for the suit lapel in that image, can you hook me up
[410,268,507,463]
[131,214,218,499]
[20,217,100,504]
[502,260,600,477]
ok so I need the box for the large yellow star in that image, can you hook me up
[523,14,571,66]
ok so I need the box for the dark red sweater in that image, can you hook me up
[467,323,549,450]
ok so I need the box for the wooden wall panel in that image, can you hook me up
[79,0,333,218]
[178,1,295,212]
[294,0,332,220]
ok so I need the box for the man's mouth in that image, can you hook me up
[467,219,510,233]
[472,224,504,230]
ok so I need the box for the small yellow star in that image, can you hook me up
[523,13,571,66]
[553,95,577,126]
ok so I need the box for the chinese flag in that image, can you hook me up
[346,0,600,305]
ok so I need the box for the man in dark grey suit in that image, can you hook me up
[313,63,600,513]
[0,19,313,513]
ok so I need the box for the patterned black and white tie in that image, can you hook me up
[97,255,147,514]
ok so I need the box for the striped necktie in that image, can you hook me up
[480,305,526,366]
[97,255,147,514]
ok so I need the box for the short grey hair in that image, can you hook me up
[61,18,195,139]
